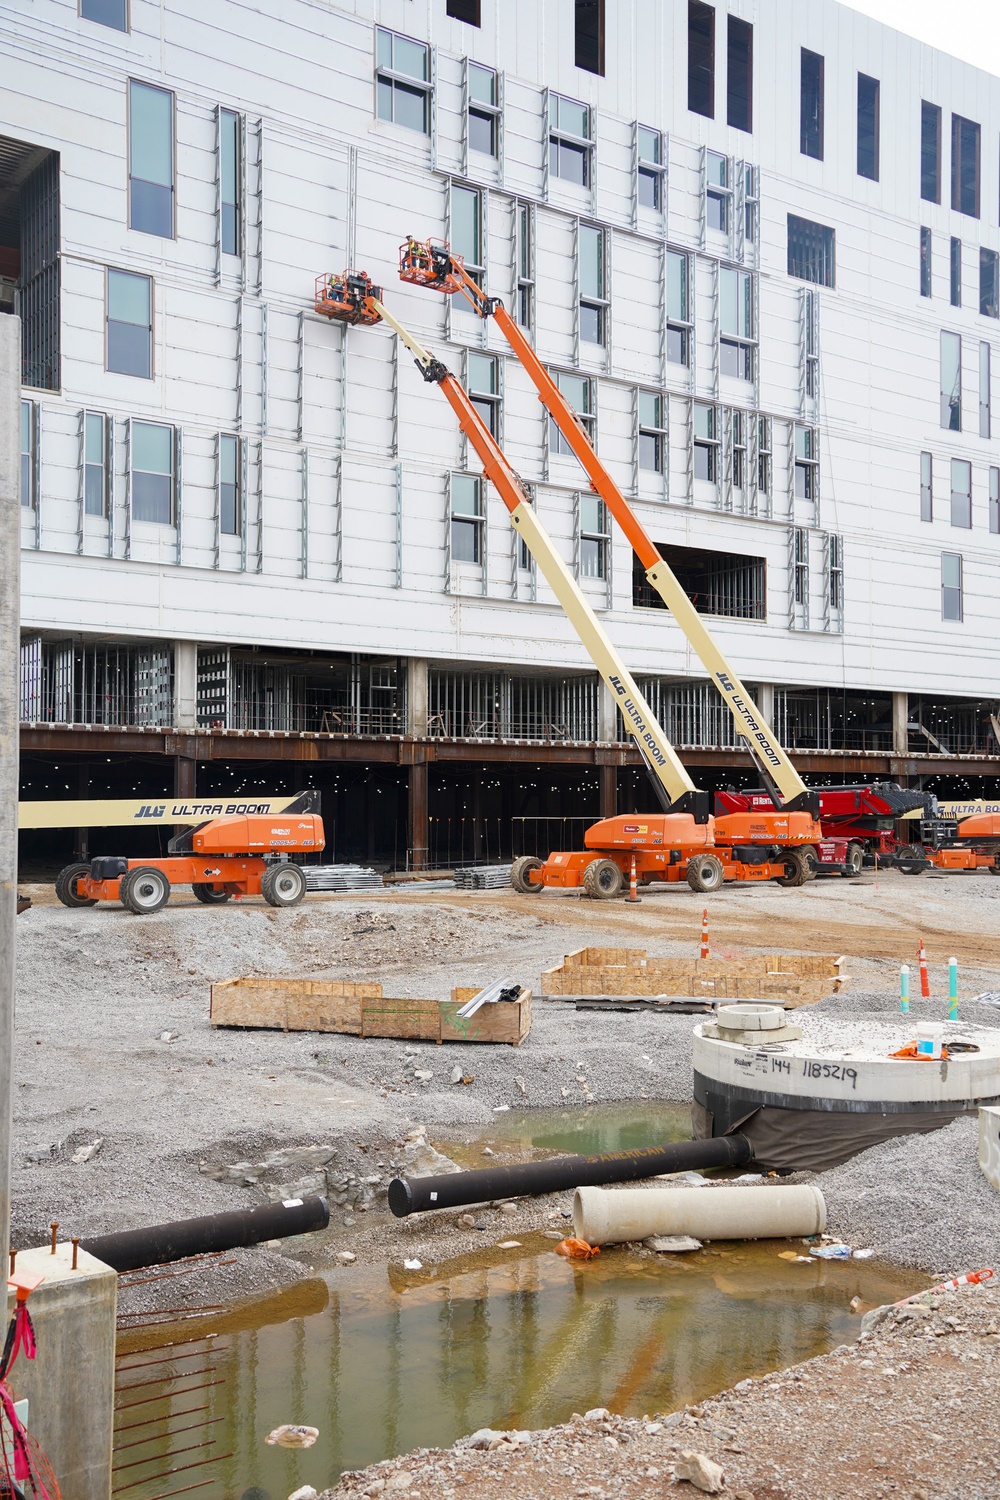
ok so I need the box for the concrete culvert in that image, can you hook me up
[573,1183,826,1246]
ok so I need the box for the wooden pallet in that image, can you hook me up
[540,948,845,1009]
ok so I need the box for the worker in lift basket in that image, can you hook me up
[404,235,429,275]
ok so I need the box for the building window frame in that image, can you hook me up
[515,201,534,329]
[450,472,485,565]
[828,533,844,611]
[940,330,962,432]
[467,62,500,158]
[800,48,825,161]
[375,27,432,136]
[578,493,609,579]
[574,0,605,76]
[921,100,942,204]
[688,0,715,120]
[980,247,999,319]
[130,419,176,527]
[980,341,991,440]
[84,410,110,518]
[706,150,731,234]
[990,466,1000,535]
[128,79,175,239]
[81,0,128,30]
[920,227,932,298]
[219,432,242,536]
[757,415,772,497]
[920,451,933,522]
[950,456,972,529]
[449,180,485,287]
[856,72,880,181]
[446,0,481,23]
[727,15,753,133]
[787,214,835,288]
[106,267,153,380]
[666,248,692,366]
[578,222,609,347]
[693,401,719,483]
[941,551,963,621]
[794,425,819,503]
[805,290,820,398]
[467,351,501,440]
[719,265,755,381]
[637,125,665,211]
[219,107,242,258]
[951,113,981,219]
[549,93,593,188]
[20,399,37,511]
[550,371,595,455]
[793,526,809,606]
[638,389,667,475]
[950,237,962,308]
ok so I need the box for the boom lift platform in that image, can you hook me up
[55,792,324,913]
[316,269,839,893]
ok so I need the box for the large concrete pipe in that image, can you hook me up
[388,1135,753,1217]
[574,1182,826,1245]
[81,1195,329,1272]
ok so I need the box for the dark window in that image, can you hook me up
[727,16,752,133]
[376,29,432,135]
[128,80,174,237]
[220,109,240,257]
[666,250,690,366]
[451,474,483,563]
[693,403,717,481]
[980,247,999,318]
[920,227,932,297]
[550,372,594,455]
[446,0,480,23]
[638,390,665,474]
[857,73,879,180]
[131,421,174,525]
[468,352,500,439]
[634,543,766,620]
[468,64,499,157]
[942,552,963,621]
[107,269,152,378]
[921,101,942,203]
[637,126,663,210]
[920,452,933,522]
[549,95,592,187]
[952,114,981,218]
[800,49,824,160]
[950,237,962,307]
[787,214,835,287]
[688,1,715,120]
[950,457,972,529]
[85,412,109,517]
[941,330,962,431]
[578,224,606,345]
[579,495,608,579]
[220,433,240,535]
[9,144,62,391]
[81,0,127,29]
[575,0,604,76]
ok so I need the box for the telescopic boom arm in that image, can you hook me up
[396,240,813,812]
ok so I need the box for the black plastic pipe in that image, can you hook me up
[81,1195,330,1272]
[388,1136,753,1217]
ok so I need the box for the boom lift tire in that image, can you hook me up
[685,854,725,894]
[582,858,624,900]
[120,866,172,915]
[898,855,928,875]
[260,862,307,908]
[800,845,820,880]
[192,883,232,905]
[55,863,98,908]
[775,850,812,888]
[841,841,864,878]
[510,855,544,895]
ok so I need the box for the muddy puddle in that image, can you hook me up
[114,1235,922,1497]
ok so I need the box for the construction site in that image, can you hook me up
[4,0,1000,1497]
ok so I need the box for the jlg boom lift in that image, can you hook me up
[315,269,833,893]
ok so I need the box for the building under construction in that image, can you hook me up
[4,0,1000,868]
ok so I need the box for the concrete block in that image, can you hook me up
[978,1104,1000,1192]
[6,1241,116,1500]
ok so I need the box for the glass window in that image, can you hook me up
[693,402,718,481]
[376,29,431,135]
[85,412,108,517]
[20,400,35,510]
[720,267,754,380]
[828,534,844,610]
[743,162,758,245]
[107,269,152,379]
[727,16,752,133]
[800,49,824,160]
[757,415,771,495]
[950,457,972,529]
[941,552,963,621]
[220,108,240,257]
[706,151,729,233]
[794,528,808,605]
[516,202,533,328]
[574,0,604,76]
[550,371,594,454]
[81,0,127,30]
[940,330,962,431]
[129,81,174,237]
[468,352,500,438]
[638,389,665,473]
[579,494,608,578]
[131,421,174,525]
[468,64,498,157]
[920,451,933,522]
[921,101,942,204]
[220,433,240,535]
[446,0,480,22]
[450,183,482,278]
[451,474,483,563]
[688,0,715,119]
[951,114,981,218]
[990,467,999,535]
[980,248,999,319]
[732,410,746,488]
[549,94,592,186]
[950,238,962,308]
[787,214,835,288]
[857,74,879,181]
[794,425,818,501]
[981,341,991,439]
[666,249,690,366]
[804,290,820,397]
[579,224,605,345]
[637,126,664,210]
[920,228,932,298]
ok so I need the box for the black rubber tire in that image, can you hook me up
[582,858,624,900]
[841,842,864,878]
[685,854,725,894]
[775,849,811,888]
[260,862,307,907]
[898,859,928,876]
[800,845,820,881]
[510,855,544,895]
[55,862,97,908]
[120,866,171,915]
[192,883,232,905]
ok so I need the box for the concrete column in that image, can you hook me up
[598,682,618,744]
[409,758,428,870]
[892,691,909,755]
[407,656,428,736]
[8,1241,116,1500]
[756,682,775,727]
[174,639,198,728]
[600,762,617,819]
[0,314,21,1285]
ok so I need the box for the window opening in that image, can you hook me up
[857,73,880,180]
[794,426,818,501]
[706,151,730,233]
[727,16,752,133]
[81,0,127,29]
[451,474,484,563]
[220,108,241,257]
[950,237,962,308]
[516,202,533,327]
[980,248,998,318]
[20,400,35,509]
[950,457,972,529]
[805,290,820,398]
[549,94,593,187]
[920,227,932,297]
[575,0,605,76]
[468,352,500,439]
[578,223,607,345]
[787,214,835,287]
[800,49,824,160]
[793,528,808,605]
[693,402,718,482]
[638,390,666,473]
[579,494,609,578]
[107,269,152,379]
[941,552,963,621]
[732,410,746,489]
[757,416,771,496]
[720,267,754,380]
[131,421,174,525]
[688,1,715,119]
[743,163,759,245]
[940,330,962,431]
[666,249,690,365]
[129,80,174,237]
[220,433,241,535]
[1,139,61,390]
[376,29,431,135]
[85,411,109,517]
[951,114,981,218]
[550,371,594,454]
[637,126,664,210]
[981,341,991,439]
[468,64,499,157]
[921,101,942,203]
[447,0,480,23]
[920,451,933,522]
[634,543,765,620]
[450,183,483,285]
[828,534,844,610]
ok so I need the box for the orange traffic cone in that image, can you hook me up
[627,854,641,903]
[918,939,930,998]
[700,907,710,960]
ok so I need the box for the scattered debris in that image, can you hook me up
[336,1251,357,1265]
[266,1424,320,1449]
[70,1139,103,1164]
[403,1259,423,1271]
[673,1449,726,1494]
[645,1235,702,1253]
[554,1238,600,1260]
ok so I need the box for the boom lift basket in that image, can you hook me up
[398,237,469,297]
[314,270,383,325]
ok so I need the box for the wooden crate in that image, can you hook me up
[539,948,844,1009]
[360,995,441,1041]
[440,988,532,1047]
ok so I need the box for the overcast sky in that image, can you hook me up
[844,0,1000,76]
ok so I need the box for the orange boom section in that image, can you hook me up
[192,813,324,854]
